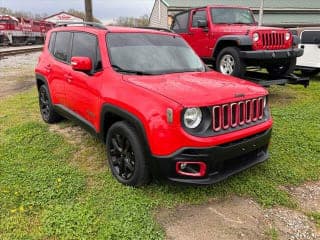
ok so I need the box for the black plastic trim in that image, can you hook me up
[100,104,151,153]
[216,35,253,46]
[152,128,272,184]
[53,104,98,137]
[240,48,303,59]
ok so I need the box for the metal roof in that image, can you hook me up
[161,0,320,9]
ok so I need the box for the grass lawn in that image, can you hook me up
[0,77,319,239]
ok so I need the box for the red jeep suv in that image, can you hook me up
[172,5,303,79]
[35,23,273,186]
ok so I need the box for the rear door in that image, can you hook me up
[49,31,72,106]
[297,30,320,68]
[66,31,102,125]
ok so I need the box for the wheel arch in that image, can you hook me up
[35,73,48,90]
[100,104,151,155]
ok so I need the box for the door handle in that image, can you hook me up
[45,64,51,73]
[64,73,73,83]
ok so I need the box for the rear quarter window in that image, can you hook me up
[53,31,72,63]
[48,32,56,53]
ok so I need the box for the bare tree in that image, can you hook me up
[111,15,149,27]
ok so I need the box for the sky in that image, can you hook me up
[0,0,155,23]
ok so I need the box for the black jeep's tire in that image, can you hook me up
[266,57,297,78]
[216,47,245,77]
[38,84,63,123]
[106,121,151,187]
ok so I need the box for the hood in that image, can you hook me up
[218,25,287,35]
[123,71,268,107]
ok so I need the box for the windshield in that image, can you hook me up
[211,8,255,24]
[106,33,205,75]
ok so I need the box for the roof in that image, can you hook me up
[44,11,84,21]
[52,25,177,36]
[161,0,320,9]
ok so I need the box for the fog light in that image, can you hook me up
[176,161,207,177]
[180,163,187,169]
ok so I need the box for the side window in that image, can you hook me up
[192,10,207,27]
[301,31,320,44]
[48,32,56,54]
[172,12,189,33]
[71,32,102,72]
[53,31,72,62]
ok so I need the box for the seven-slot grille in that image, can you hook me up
[212,97,265,131]
[261,32,285,49]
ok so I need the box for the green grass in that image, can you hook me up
[0,78,319,239]
[308,212,320,228]
[265,227,279,240]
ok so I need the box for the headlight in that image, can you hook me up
[183,108,202,129]
[263,96,267,108]
[253,33,259,42]
[285,32,291,41]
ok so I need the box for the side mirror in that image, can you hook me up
[197,19,207,28]
[71,56,92,72]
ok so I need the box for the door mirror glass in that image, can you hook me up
[71,56,92,72]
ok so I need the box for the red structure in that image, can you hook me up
[0,15,55,45]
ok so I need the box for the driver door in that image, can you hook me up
[188,9,211,57]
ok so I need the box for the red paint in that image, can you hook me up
[177,5,293,59]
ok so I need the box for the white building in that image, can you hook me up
[44,12,84,24]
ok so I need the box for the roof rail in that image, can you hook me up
[134,26,174,33]
[56,21,107,30]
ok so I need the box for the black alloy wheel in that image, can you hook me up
[106,121,150,186]
[109,133,136,180]
[39,85,50,121]
[38,84,62,123]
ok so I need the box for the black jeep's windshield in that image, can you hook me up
[107,33,205,75]
[211,8,255,24]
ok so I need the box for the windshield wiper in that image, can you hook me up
[111,64,153,75]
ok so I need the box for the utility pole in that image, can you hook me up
[258,0,264,26]
[85,0,93,22]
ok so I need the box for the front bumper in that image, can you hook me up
[152,128,272,184]
[240,48,303,60]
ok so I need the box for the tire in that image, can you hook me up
[266,57,296,78]
[106,121,151,186]
[38,84,63,123]
[216,47,245,77]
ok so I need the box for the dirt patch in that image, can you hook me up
[286,181,320,212]
[49,123,106,175]
[49,124,88,145]
[157,196,269,240]
[0,77,35,99]
[0,52,40,99]
[265,208,319,240]
[268,85,297,106]
[157,195,320,240]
